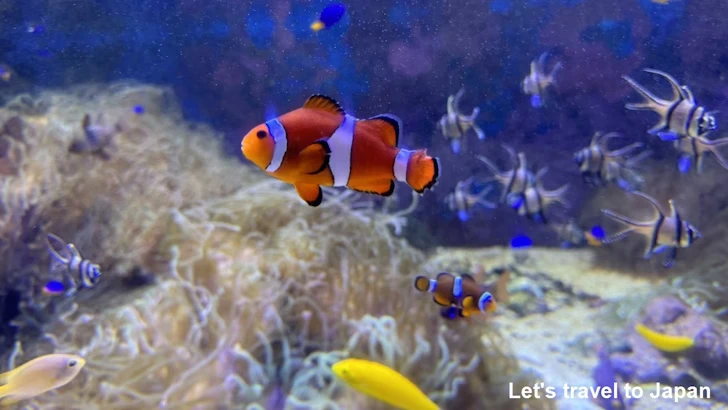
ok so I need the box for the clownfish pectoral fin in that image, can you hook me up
[298,141,331,175]
[462,295,475,309]
[349,180,395,197]
[363,114,402,147]
[303,95,345,116]
[433,294,450,307]
[294,183,323,207]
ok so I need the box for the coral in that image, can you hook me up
[0,84,547,410]
[0,82,251,344]
[611,296,728,398]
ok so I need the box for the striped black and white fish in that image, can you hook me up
[46,233,101,293]
[672,133,728,174]
[70,113,123,160]
[523,52,562,108]
[574,131,650,191]
[601,191,701,268]
[476,144,534,205]
[507,167,570,224]
[445,177,497,222]
[438,88,485,154]
[623,69,718,140]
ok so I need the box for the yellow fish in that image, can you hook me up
[332,358,439,410]
[0,353,86,405]
[635,323,694,353]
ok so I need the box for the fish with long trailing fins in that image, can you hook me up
[241,95,440,206]
[445,177,497,222]
[71,113,124,160]
[476,144,534,205]
[509,167,570,223]
[574,131,650,191]
[332,358,439,410]
[46,233,102,295]
[523,52,562,108]
[0,353,85,406]
[414,272,497,318]
[601,191,701,268]
[438,88,485,154]
[623,69,718,140]
[672,132,728,174]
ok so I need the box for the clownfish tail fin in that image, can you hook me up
[405,150,440,193]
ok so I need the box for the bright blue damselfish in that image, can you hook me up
[590,225,606,240]
[319,3,347,28]
[511,234,533,249]
[43,280,65,295]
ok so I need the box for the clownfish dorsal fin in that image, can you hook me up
[435,272,452,280]
[298,141,331,175]
[460,273,477,284]
[303,95,345,116]
[363,114,402,147]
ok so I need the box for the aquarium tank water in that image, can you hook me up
[0,0,725,409]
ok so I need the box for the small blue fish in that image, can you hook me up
[42,281,65,296]
[133,105,145,115]
[311,3,347,32]
[510,234,533,249]
[590,225,606,240]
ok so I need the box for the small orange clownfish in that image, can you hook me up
[414,272,497,318]
[241,95,440,206]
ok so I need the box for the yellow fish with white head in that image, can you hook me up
[0,353,85,406]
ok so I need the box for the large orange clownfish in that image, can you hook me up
[241,95,440,206]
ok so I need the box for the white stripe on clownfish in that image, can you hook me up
[265,118,288,173]
[328,114,356,187]
[453,276,463,298]
[393,149,413,183]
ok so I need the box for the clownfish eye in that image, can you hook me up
[68,360,77,367]
[256,130,267,139]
